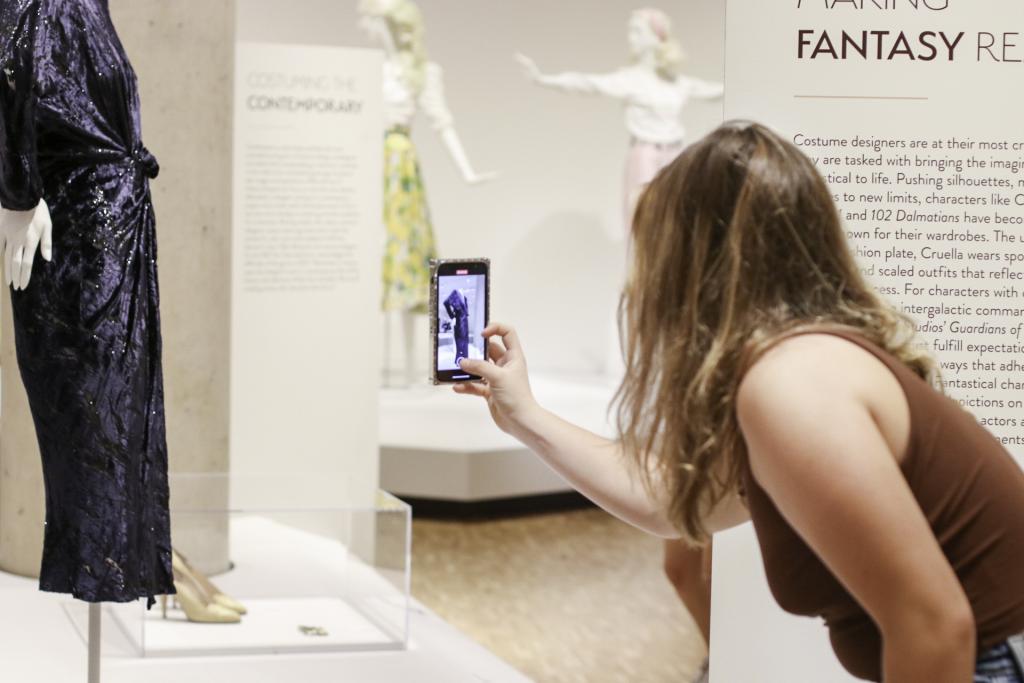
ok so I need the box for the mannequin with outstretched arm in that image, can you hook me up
[515,8,722,233]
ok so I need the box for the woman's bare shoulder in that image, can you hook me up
[739,333,878,405]
[737,332,910,468]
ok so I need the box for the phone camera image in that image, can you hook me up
[437,272,487,378]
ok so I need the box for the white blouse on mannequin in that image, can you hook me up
[383,58,454,131]
[540,65,723,144]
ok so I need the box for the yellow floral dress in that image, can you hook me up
[380,58,454,313]
[381,126,437,313]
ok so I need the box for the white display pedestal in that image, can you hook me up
[380,374,616,501]
[0,555,529,683]
[0,583,530,683]
[145,597,393,656]
[141,513,405,656]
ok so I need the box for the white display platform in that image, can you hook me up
[147,597,393,656]
[710,524,857,682]
[71,515,404,657]
[380,374,617,501]
[0,557,529,683]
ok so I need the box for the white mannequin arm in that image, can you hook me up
[516,53,631,99]
[439,126,497,185]
[685,77,724,100]
[0,198,52,290]
[420,62,496,185]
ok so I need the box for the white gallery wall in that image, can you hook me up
[233,3,384,507]
[244,0,726,376]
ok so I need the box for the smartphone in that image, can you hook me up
[430,258,490,384]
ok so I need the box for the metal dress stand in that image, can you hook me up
[88,603,101,683]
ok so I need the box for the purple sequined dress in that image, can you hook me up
[0,0,173,607]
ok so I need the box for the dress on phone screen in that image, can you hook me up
[443,289,469,364]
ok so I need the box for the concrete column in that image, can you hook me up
[0,286,44,578]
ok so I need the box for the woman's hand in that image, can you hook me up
[454,323,540,437]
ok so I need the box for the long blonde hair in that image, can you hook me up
[615,121,936,544]
[359,0,428,93]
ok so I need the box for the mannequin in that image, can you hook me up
[518,8,723,378]
[0,0,174,610]
[517,8,722,232]
[358,0,494,386]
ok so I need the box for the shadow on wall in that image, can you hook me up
[503,211,626,376]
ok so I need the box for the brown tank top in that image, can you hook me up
[740,330,1024,682]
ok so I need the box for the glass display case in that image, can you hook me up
[65,474,410,658]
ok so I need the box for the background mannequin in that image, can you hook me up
[517,8,722,233]
[0,0,174,609]
[358,0,494,386]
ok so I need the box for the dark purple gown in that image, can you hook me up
[0,0,173,607]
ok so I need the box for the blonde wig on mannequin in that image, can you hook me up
[358,0,428,93]
[615,121,938,544]
[633,8,686,81]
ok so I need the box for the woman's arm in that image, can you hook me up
[737,335,975,682]
[456,323,750,538]
[504,403,680,538]
[457,323,677,537]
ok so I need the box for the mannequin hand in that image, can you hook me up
[454,323,541,437]
[464,170,499,185]
[438,127,497,188]
[1,199,53,290]
[514,53,543,83]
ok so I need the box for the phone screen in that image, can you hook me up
[435,261,489,382]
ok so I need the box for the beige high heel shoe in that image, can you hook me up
[171,548,248,615]
[160,567,240,624]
